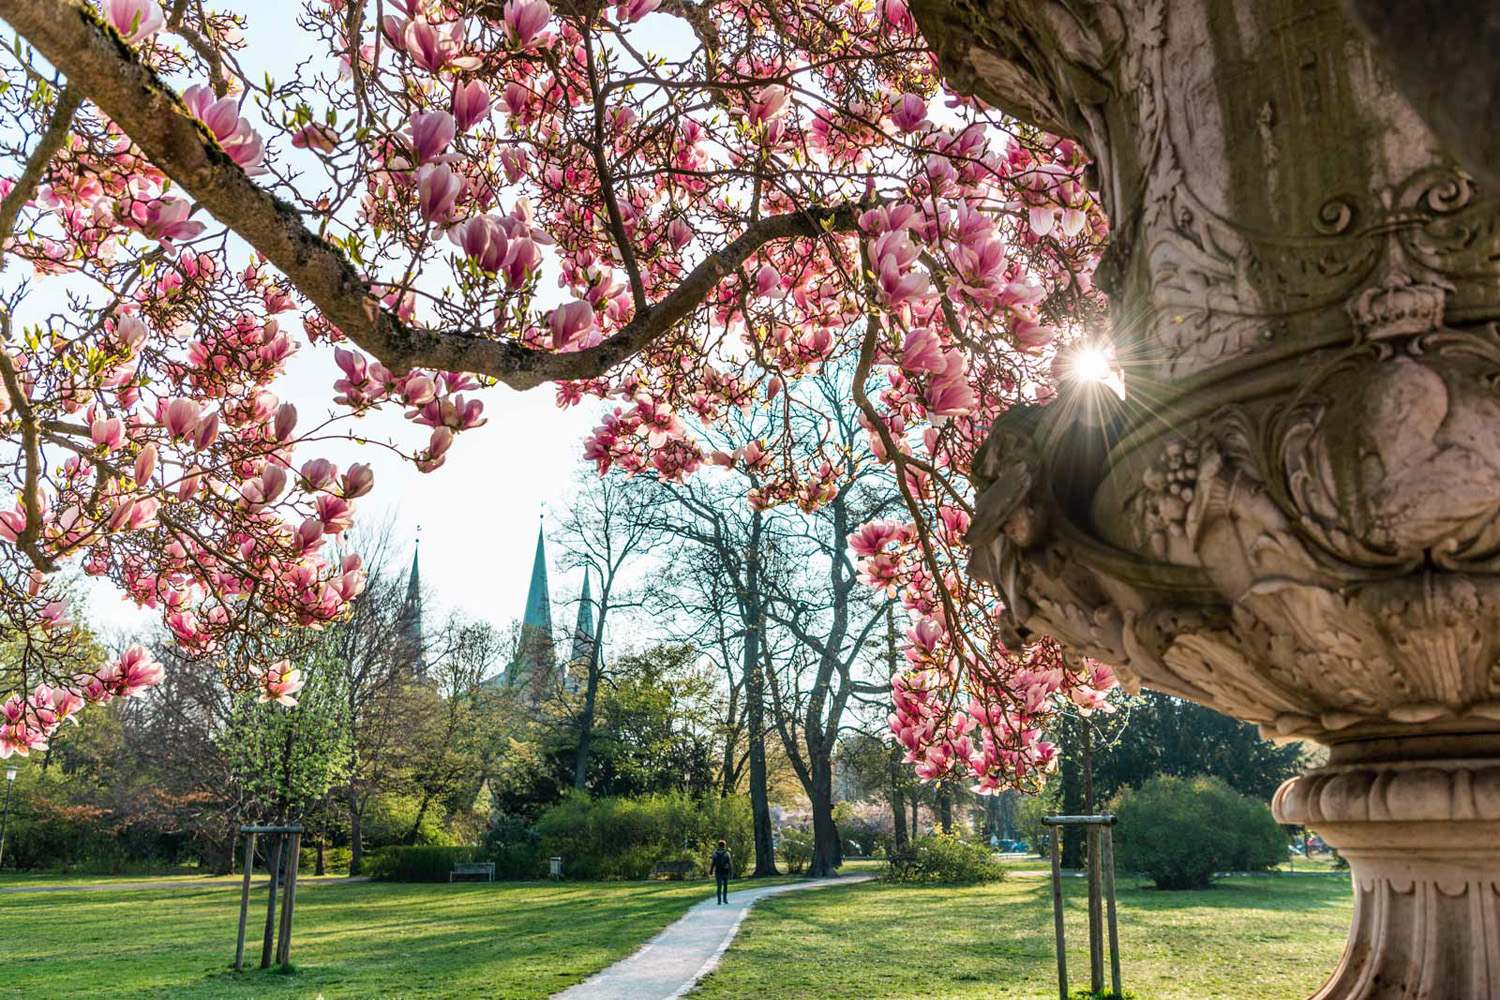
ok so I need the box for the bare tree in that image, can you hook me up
[552,472,663,792]
[321,520,424,875]
[759,378,896,877]
[635,473,787,877]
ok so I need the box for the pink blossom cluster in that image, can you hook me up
[1,646,160,758]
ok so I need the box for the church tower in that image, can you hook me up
[503,522,556,694]
[395,533,426,679]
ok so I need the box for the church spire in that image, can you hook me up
[505,518,556,693]
[568,567,597,681]
[398,528,426,679]
[522,520,553,635]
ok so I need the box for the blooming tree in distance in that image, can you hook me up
[0,0,1120,791]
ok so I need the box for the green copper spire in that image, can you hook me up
[522,522,552,634]
[568,567,596,676]
[397,529,426,678]
[505,519,556,692]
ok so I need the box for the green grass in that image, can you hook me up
[0,870,1356,1000]
[0,878,760,1000]
[0,872,356,889]
[691,874,1353,1000]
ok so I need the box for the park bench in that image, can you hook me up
[449,861,496,883]
[650,860,697,880]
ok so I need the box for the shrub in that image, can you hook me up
[1110,775,1285,890]
[299,845,352,875]
[530,792,751,880]
[777,830,812,874]
[834,801,894,858]
[482,814,547,879]
[885,834,1005,885]
[366,845,484,882]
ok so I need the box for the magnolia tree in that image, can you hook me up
[0,0,1119,792]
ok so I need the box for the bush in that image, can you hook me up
[777,830,812,874]
[885,834,1005,885]
[1110,775,1285,890]
[482,814,547,879]
[530,792,751,880]
[366,845,484,882]
[299,845,352,875]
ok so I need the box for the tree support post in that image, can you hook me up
[1101,825,1122,999]
[236,825,302,974]
[1048,822,1067,1000]
[1087,824,1104,993]
[1044,814,1122,999]
[233,832,257,972]
[260,834,283,969]
[275,831,302,967]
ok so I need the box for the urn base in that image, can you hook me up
[1273,736,1500,999]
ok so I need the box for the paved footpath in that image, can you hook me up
[0,876,368,894]
[553,875,872,1000]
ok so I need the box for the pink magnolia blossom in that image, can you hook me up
[402,18,480,72]
[503,0,551,47]
[548,300,596,350]
[182,86,266,175]
[112,645,165,698]
[619,0,660,21]
[256,659,305,706]
[416,165,463,223]
[133,444,157,484]
[128,196,206,247]
[410,110,456,165]
[104,0,164,43]
[161,398,202,439]
[891,93,928,133]
[451,81,491,132]
[90,415,126,452]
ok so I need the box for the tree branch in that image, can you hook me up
[0,85,81,252]
[0,0,861,389]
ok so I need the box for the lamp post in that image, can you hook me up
[0,765,17,873]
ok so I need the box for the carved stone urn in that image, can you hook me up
[912,0,1500,995]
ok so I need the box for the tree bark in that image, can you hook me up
[888,744,909,851]
[746,623,778,876]
[1060,720,1084,869]
[938,786,953,834]
[347,789,364,877]
[572,648,602,792]
[806,753,840,877]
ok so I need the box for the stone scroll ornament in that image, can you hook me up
[913,0,1500,995]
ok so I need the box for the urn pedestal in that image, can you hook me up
[910,0,1500,996]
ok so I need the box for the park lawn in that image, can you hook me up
[692,873,1353,1000]
[0,872,356,890]
[0,878,747,1000]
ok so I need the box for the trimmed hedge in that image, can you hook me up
[885,834,1005,885]
[366,845,485,882]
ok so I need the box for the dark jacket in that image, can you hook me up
[711,848,733,875]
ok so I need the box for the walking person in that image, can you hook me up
[711,840,733,904]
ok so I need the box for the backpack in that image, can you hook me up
[712,848,732,875]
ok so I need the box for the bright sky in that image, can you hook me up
[65,0,613,638]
